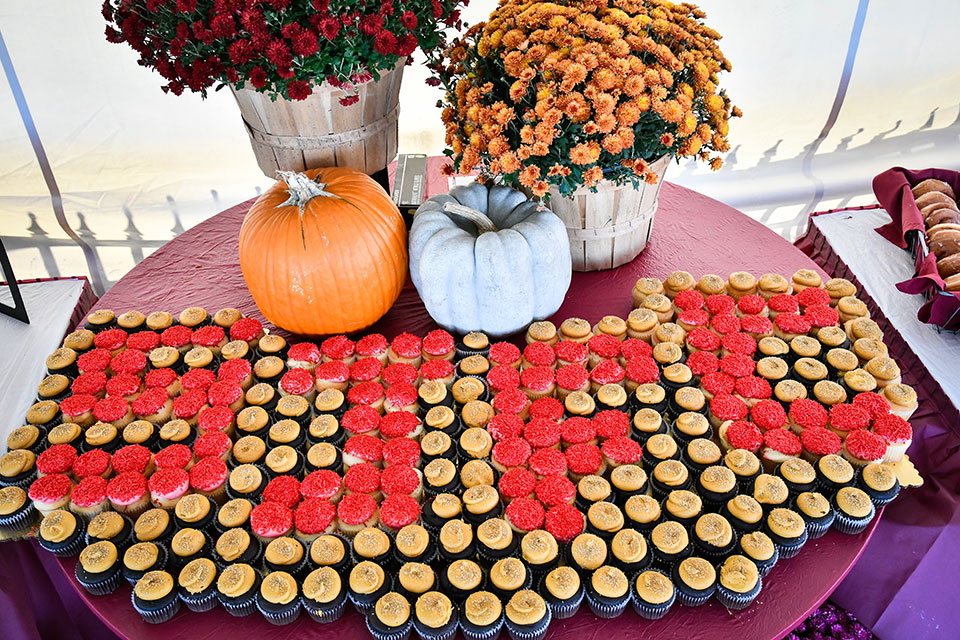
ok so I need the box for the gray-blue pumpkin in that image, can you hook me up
[409,182,572,336]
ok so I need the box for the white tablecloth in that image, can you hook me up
[813,209,960,412]
[1,278,86,451]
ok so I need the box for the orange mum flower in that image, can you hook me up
[519,164,541,188]
[583,166,603,186]
[500,151,521,174]
[710,157,723,170]
[570,141,601,165]
[660,132,674,146]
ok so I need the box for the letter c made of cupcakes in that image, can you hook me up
[409,182,572,336]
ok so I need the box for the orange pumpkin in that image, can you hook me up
[239,167,407,336]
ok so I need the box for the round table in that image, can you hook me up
[58,176,879,640]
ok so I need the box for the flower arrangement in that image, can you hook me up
[433,0,740,197]
[102,0,465,104]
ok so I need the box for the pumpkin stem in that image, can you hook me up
[276,170,361,248]
[442,202,498,234]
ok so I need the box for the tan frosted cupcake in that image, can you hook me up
[632,278,665,308]
[697,274,727,297]
[626,308,659,342]
[525,321,559,346]
[559,318,593,344]
[791,269,822,293]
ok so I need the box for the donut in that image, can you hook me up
[915,191,957,211]
[913,178,956,201]
[921,200,959,219]
[937,254,960,279]
[926,223,960,240]
[944,273,960,292]
[929,229,960,261]
[925,208,960,229]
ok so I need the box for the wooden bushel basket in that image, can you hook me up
[231,61,404,177]
[547,154,671,271]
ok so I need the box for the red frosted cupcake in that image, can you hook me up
[144,368,181,396]
[545,503,585,542]
[387,333,423,367]
[293,498,337,542]
[207,381,244,412]
[300,469,343,502]
[491,437,532,473]
[419,359,454,386]
[93,396,134,429]
[719,353,755,379]
[60,394,97,427]
[314,361,350,393]
[797,287,831,310]
[154,444,193,470]
[131,388,173,424]
[520,366,556,401]
[587,334,621,368]
[94,328,128,354]
[535,474,575,506]
[71,448,111,480]
[378,494,421,534]
[147,467,188,509]
[486,414,525,442]
[380,464,422,500]
[29,473,73,515]
[262,475,303,509]
[196,405,235,436]
[112,444,153,476]
[280,368,317,403]
[721,333,757,358]
[735,295,768,319]
[804,306,840,331]
[181,368,216,393]
[382,362,419,387]
[105,372,142,402]
[346,381,385,412]
[589,360,625,393]
[710,313,741,336]
[768,294,799,319]
[600,436,642,469]
[787,399,829,434]
[193,431,232,462]
[529,448,568,479]
[228,317,264,347]
[217,358,253,389]
[739,315,774,340]
[37,444,78,478]
[619,338,653,365]
[69,475,109,518]
[705,294,736,316]
[251,500,295,542]
[827,404,871,440]
[321,335,356,364]
[751,399,787,432]
[872,415,913,463]
[523,341,558,371]
[842,429,887,467]
[529,397,564,423]
[677,309,710,333]
[701,371,735,401]
[487,342,521,369]
[110,349,147,378]
[625,358,660,393]
[759,428,802,472]
[686,327,722,355]
[160,325,194,353]
[686,351,719,377]
[498,467,537,503]
[492,388,531,420]
[350,357,383,385]
[560,417,597,448]
[108,471,150,515]
[524,419,562,450]
[287,342,322,371]
[77,348,112,375]
[773,313,812,342]
[189,456,228,501]
[593,410,630,439]
[356,333,389,364]
[72,371,107,398]
[342,405,381,438]
[553,341,588,369]
[335,492,378,536]
[565,442,604,481]
[422,330,455,362]
[192,325,227,355]
[851,392,891,420]
[343,434,384,468]
[126,330,160,353]
[709,393,749,429]
[555,365,590,400]
[799,427,842,464]
[487,365,522,395]
[504,496,545,534]
[383,382,419,413]
[674,289,706,312]
[382,437,421,468]
[380,412,423,440]
[172,388,207,425]
[734,376,772,408]
[718,419,764,454]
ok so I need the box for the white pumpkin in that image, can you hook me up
[409,182,572,336]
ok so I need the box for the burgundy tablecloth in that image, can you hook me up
[797,209,960,639]
[3,165,887,640]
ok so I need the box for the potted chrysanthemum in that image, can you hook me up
[432,0,740,270]
[103,0,465,177]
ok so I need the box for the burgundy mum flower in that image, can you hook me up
[287,80,311,100]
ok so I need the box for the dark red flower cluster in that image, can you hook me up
[101,0,467,103]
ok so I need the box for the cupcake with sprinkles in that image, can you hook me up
[671,556,717,607]
[631,569,675,620]
[832,486,876,534]
[132,570,181,624]
[716,555,762,610]
[856,462,901,507]
[793,491,835,538]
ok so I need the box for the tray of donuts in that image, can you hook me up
[872,167,960,331]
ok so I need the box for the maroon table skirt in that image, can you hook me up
[5,171,884,640]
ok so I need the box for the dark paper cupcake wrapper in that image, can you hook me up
[181,587,219,612]
[123,544,169,585]
[414,617,459,640]
[585,592,629,619]
[676,589,713,607]
[630,595,674,620]
[0,471,38,490]
[716,581,761,611]
[76,566,123,596]
[772,531,807,559]
[544,590,583,620]
[0,505,39,536]
[804,518,833,540]
[460,616,504,640]
[832,511,872,535]
[220,594,258,617]
[256,600,302,626]
[132,594,181,624]
[504,608,550,640]
[302,594,348,624]
[366,616,413,640]
[41,530,87,558]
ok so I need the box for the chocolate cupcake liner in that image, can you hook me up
[693,534,739,563]
[631,422,669,445]
[0,504,40,536]
[630,594,675,620]
[132,593,181,624]
[414,615,460,640]
[350,547,392,572]
[455,344,490,361]
[477,540,519,565]
[524,556,559,580]
[123,544,169,585]
[802,513,835,540]
[503,608,550,640]
[256,599,302,626]
[394,540,438,566]
[716,582,761,611]
[752,547,779,578]
[180,586,219,612]
[651,544,692,572]
[76,565,123,596]
[771,530,808,559]
[585,591,629,619]
[438,541,476,564]
[40,527,87,558]
[366,616,414,640]
[302,593,348,624]
[0,470,38,490]
[832,510,873,535]
[541,589,583,620]
[488,569,532,602]
[459,612,504,640]
[463,504,503,527]
[349,576,392,615]
[676,589,714,607]
[265,551,309,580]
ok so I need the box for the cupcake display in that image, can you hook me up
[20,290,915,631]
